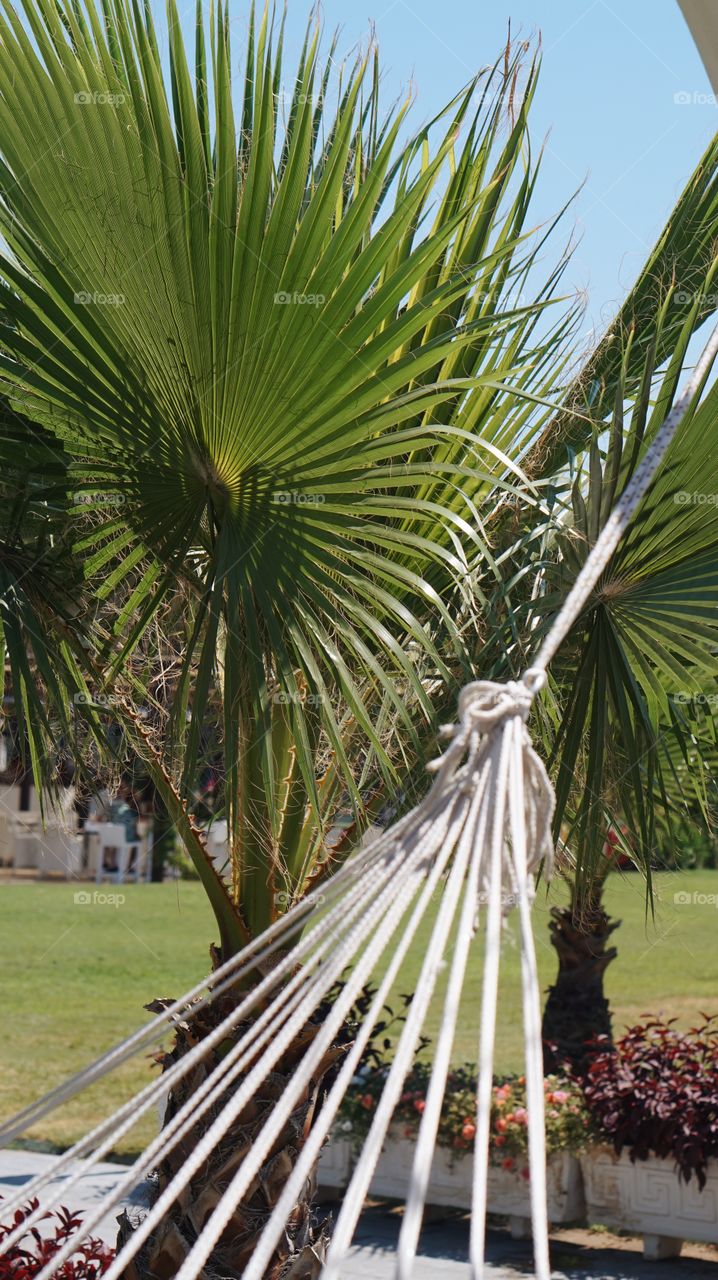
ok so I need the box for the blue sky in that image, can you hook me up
[260,0,716,337]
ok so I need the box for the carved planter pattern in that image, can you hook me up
[318,1136,718,1259]
[581,1146,718,1259]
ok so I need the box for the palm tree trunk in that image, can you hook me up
[541,902,620,1075]
[117,988,344,1279]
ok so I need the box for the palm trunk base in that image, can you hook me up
[116,991,343,1279]
[542,904,620,1075]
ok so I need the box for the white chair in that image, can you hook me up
[94,822,147,884]
[11,831,41,870]
[0,784,21,820]
[80,827,100,875]
[0,812,13,866]
[206,819,230,879]
[38,827,83,878]
[10,811,42,869]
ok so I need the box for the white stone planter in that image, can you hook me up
[317,1137,354,1194]
[582,1145,718,1260]
[318,1132,584,1235]
[486,1152,585,1236]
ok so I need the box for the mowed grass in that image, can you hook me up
[2,868,718,1154]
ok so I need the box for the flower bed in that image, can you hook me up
[337,1064,590,1162]
[363,1137,583,1231]
[318,1065,589,1226]
[319,1019,718,1250]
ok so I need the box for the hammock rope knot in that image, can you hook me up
[425,678,554,888]
[460,678,535,727]
[430,679,532,771]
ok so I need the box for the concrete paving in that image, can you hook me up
[2,1148,718,1277]
[0,1147,150,1244]
[332,1205,718,1277]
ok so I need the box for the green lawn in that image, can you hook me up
[2,868,717,1154]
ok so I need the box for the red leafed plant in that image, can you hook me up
[0,1198,113,1278]
[584,1015,718,1187]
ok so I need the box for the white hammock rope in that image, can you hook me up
[0,839,413,1258]
[3,319,717,1280]
[0,844,376,1146]
[16,780,469,1277]
[103,829,453,1280]
[0,834,416,1252]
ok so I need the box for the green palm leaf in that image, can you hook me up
[528,299,718,900]
[0,3,573,941]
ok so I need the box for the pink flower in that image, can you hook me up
[462,1122,476,1141]
[552,1089,569,1104]
[513,1107,528,1124]
[414,1099,425,1113]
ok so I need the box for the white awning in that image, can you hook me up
[678,0,718,93]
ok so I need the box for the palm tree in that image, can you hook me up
[4,0,718,1271]
[532,216,718,1070]
[0,3,579,1271]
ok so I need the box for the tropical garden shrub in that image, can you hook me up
[165,843,199,881]
[0,1200,113,1279]
[583,1015,718,1186]
[655,822,718,870]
